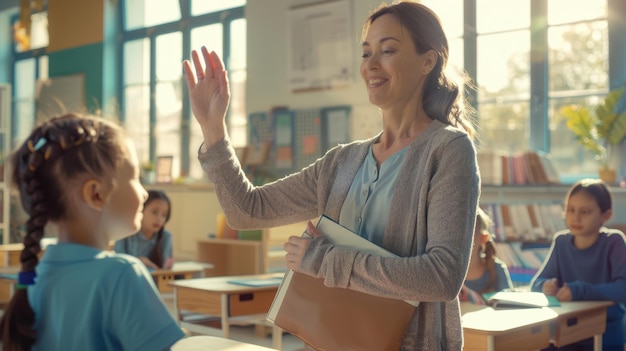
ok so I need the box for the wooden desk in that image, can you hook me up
[461,301,613,351]
[171,335,277,350]
[0,240,111,267]
[0,266,19,305]
[196,239,264,277]
[461,303,556,351]
[0,244,25,267]
[150,261,211,293]
[549,301,612,350]
[170,274,283,349]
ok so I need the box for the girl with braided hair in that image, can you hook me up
[0,114,185,350]
[459,207,512,304]
[114,189,175,270]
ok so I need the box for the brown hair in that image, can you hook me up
[476,207,498,293]
[363,1,476,137]
[0,114,126,350]
[565,178,612,214]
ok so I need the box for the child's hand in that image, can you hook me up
[555,283,573,301]
[183,46,230,146]
[542,278,559,295]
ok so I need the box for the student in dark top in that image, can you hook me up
[531,178,626,351]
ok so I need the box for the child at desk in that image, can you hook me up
[0,114,185,350]
[531,179,626,351]
[459,207,513,304]
[114,190,174,270]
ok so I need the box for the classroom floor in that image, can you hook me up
[162,295,307,351]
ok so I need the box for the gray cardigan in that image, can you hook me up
[199,119,481,350]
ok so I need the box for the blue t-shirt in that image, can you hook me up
[29,243,184,351]
[465,258,513,293]
[114,230,173,268]
[531,230,626,348]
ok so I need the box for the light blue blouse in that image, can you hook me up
[339,144,407,246]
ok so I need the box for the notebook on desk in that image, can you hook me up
[266,215,417,351]
[227,276,284,287]
[483,291,554,308]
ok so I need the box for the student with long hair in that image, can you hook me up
[459,207,513,304]
[114,190,174,269]
[0,114,184,350]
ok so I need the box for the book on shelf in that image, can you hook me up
[482,203,566,242]
[477,150,560,185]
[266,215,417,351]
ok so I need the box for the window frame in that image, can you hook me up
[118,0,245,179]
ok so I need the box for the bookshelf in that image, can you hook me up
[0,84,11,245]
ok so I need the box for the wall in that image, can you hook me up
[245,0,383,115]
[0,7,17,83]
[46,0,117,115]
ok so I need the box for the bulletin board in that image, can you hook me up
[321,105,351,151]
[293,108,322,170]
[273,109,294,169]
[246,106,354,182]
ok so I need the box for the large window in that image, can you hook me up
[424,0,612,180]
[121,0,246,180]
[11,11,49,148]
[546,0,608,179]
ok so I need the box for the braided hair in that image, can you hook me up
[0,114,125,350]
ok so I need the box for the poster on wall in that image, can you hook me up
[288,0,353,92]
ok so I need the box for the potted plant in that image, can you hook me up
[560,87,626,183]
[141,161,156,184]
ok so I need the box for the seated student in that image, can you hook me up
[0,114,184,350]
[531,179,626,351]
[459,207,513,304]
[115,190,174,269]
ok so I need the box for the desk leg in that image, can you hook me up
[487,336,495,351]
[272,325,282,350]
[221,294,229,338]
[173,288,180,322]
[593,334,602,351]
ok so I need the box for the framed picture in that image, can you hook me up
[156,156,173,183]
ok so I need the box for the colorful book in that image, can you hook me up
[266,215,417,351]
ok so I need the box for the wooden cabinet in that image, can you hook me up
[147,184,221,261]
[195,221,309,277]
[197,239,263,277]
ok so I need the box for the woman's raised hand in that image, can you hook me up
[183,46,230,146]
